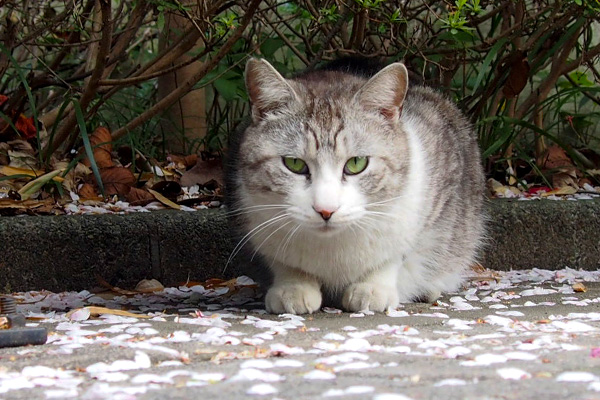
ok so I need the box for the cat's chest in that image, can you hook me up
[253,219,416,286]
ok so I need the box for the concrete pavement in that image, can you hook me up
[1,267,599,399]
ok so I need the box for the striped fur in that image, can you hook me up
[225,59,485,314]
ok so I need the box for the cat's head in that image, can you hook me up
[237,58,411,235]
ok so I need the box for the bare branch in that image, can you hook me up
[45,0,114,158]
[515,23,583,120]
[111,0,263,141]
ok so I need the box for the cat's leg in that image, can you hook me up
[342,262,399,312]
[400,249,465,303]
[265,265,322,314]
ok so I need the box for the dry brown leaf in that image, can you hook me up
[572,282,587,293]
[179,281,206,288]
[502,52,530,99]
[8,139,35,154]
[135,279,165,293]
[8,150,37,169]
[83,127,114,168]
[125,187,155,206]
[95,274,140,296]
[183,154,199,169]
[66,306,150,319]
[540,186,578,196]
[136,172,155,182]
[180,158,223,187]
[147,188,181,210]
[552,169,579,189]
[540,145,574,170]
[0,166,64,182]
[0,198,54,209]
[487,178,521,197]
[52,161,88,193]
[99,166,136,196]
[0,142,10,165]
[151,180,182,199]
[78,183,99,198]
[210,348,271,363]
[168,153,199,170]
[470,263,486,273]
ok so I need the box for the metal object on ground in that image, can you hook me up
[0,295,47,348]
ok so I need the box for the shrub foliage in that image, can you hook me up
[0,0,599,184]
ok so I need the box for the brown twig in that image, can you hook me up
[96,47,212,87]
[111,0,263,141]
[100,0,151,81]
[45,0,113,158]
[564,73,600,106]
[515,23,583,120]
[562,42,600,76]
[307,4,352,69]
[259,14,309,65]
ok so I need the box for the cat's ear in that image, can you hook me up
[355,63,409,122]
[245,58,298,122]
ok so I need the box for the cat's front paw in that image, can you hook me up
[265,283,322,314]
[342,283,399,312]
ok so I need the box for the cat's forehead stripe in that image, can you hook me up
[332,118,344,151]
[304,121,320,151]
[302,97,346,153]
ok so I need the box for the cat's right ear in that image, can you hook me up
[355,62,409,123]
[245,58,298,122]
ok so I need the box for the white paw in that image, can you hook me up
[265,283,322,314]
[342,283,399,312]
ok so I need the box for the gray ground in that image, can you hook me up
[1,268,599,400]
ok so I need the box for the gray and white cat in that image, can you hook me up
[226,58,485,314]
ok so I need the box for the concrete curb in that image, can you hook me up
[1,199,599,292]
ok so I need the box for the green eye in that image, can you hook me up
[283,157,309,174]
[344,156,369,175]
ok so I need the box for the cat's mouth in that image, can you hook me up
[314,221,346,235]
[318,224,334,232]
[296,214,355,234]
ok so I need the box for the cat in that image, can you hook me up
[225,57,485,314]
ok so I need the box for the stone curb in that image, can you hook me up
[1,199,599,292]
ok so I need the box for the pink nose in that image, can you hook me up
[314,207,335,221]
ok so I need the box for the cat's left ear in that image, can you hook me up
[355,63,409,122]
[245,58,299,122]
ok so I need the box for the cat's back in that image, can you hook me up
[403,85,484,194]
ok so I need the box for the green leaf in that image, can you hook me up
[472,38,507,93]
[0,174,33,182]
[214,78,242,101]
[260,38,284,58]
[480,118,516,159]
[18,169,63,200]
[73,99,105,197]
[530,18,586,71]
[157,12,165,31]
[568,71,595,87]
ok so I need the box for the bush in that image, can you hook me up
[1,0,599,192]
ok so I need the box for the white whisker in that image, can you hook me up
[251,220,294,262]
[355,216,380,232]
[223,212,289,273]
[275,224,302,266]
[225,204,288,217]
[365,195,405,207]
[366,210,399,219]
